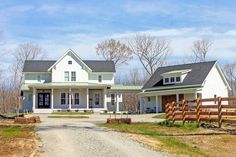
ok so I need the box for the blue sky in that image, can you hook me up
[1,0,236,74]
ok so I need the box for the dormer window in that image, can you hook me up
[176,76,181,82]
[68,60,72,64]
[170,77,175,83]
[164,78,169,83]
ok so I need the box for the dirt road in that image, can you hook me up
[36,114,167,157]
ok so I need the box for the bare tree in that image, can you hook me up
[96,39,132,67]
[128,34,170,76]
[192,39,213,62]
[124,68,146,85]
[11,42,46,90]
[224,62,236,96]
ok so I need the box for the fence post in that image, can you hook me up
[165,103,170,121]
[196,98,201,124]
[182,100,186,125]
[172,101,176,123]
[218,97,222,128]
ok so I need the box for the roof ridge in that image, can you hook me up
[159,60,217,69]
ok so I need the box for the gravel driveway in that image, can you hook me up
[36,113,167,157]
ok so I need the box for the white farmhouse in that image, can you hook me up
[139,61,231,113]
[21,49,141,113]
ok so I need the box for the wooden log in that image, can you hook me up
[218,97,222,128]
[182,100,186,124]
[172,101,176,123]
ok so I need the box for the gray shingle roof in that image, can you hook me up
[143,61,217,89]
[23,60,116,72]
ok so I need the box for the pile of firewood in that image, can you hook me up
[14,116,40,124]
[107,118,131,124]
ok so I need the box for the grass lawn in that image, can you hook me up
[48,115,89,118]
[52,112,93,115]
[0,125,38,156]
[152,113,166,119]
[99,121,236,157]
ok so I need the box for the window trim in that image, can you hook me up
[64,71,69,81]
[71,71,76,81]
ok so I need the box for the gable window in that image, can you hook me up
[111,94,115,105]
[176,76,181,82]
[164,78,169,83]
[98,75,102,82]
[74,93,79,105]
[61,93,66,105]
[170,77,175,83]
[71,71,76,81]
[68,60,72,64]
[64,71,69,81]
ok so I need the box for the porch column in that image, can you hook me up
[86,88,89,109]
[33,88,36,112]
[155,96,158,113]
[103,88,107,110]
[139,96,143,113]
[116,92,119,112]
[176,94,179,107]
[69,88,71,110]
[51,88,54,109]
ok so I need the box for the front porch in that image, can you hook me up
[139,87,202,113]
[32,87,108,113]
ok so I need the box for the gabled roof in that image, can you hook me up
[23,49,116,73]
[23,60,55,72]
[47,49,92,71]
[143,61,217,90]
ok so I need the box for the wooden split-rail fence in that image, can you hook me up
[165,97,236,128]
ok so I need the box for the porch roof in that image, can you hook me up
[21,82,111,90]
[110,84,142,91]
[138,86,202,96]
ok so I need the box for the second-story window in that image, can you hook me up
[170,77,175,83]
[68,60,72,64]
[37,75,41,82]
[98,75,102,82]
[71,71,76,81]
[64,71,69,81]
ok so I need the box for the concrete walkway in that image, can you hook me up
[36,113,167,157]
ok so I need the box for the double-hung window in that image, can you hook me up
[111,94,115,105]
[61,93,66,105]
[71,71,76,81]
[64,71,69,81]
[95,93,100,105]
[74,93,79,105]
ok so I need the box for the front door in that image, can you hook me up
[38,93,50,108]
[161,95,176,112]
[161,94,184,112]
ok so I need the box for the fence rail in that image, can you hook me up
[165,97,236,128]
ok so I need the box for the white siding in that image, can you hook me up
[25,73,51,83]
[88,73,114,84]
[201,64,228,99]
[51,55,89,82]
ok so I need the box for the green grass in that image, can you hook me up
[0,126,34,138]
[152,113,166,119]
[52,112,93,115]
[98,122,207,157]
[48,115,89,118]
